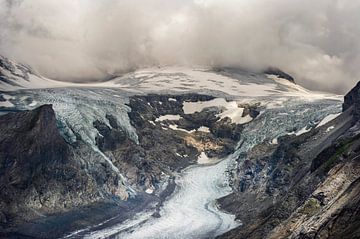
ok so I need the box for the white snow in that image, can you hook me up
[0,64,343,104]
[183,98,253,125]
[271,138,279,145]
[0,100,14,107]
[155,114,182,122]
[0,94,14,107]
[218,106,253,124]
[289,126,312,136]
[168,124,196,133]
[145,187,154,194]
[316,113,341,128]
[168,98,177,102]
[197,152,212,164]
[197,126,210,133]
[326,126,335,132]
[183,98,229,114]
[111,67,277,97]
[29,101,38,107]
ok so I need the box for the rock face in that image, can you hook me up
[264,67,295,83]
[0,105,128,236]
[343,81,360,120]
[218,82,360,239]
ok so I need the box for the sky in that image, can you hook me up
[0,0,359,93]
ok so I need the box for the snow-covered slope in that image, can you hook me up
[0,56,340,102]
[0,55,68,90]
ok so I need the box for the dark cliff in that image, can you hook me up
[0,105,124,238]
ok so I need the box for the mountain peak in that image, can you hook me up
[264,67,295,83]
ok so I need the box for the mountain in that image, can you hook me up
[0,56,351,238]
[218,82,360,239]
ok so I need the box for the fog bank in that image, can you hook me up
[0,0,359,93]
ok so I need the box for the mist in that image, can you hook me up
[0,0,359,93]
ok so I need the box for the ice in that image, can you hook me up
[294,126,311,136]
[316,113,341,128]
[217,107,253,124]
[183,98,253,125]
[29,101,38,107]
[183,98,229,114]
[155,115,182,122]
[0,100,14,107]
[197,126,210,133]
[271,138,279,145]
[0,94,14,107]
[197,152,211,164]
[326,126,335,132]
[145,188,154,194]
[168,124,196,133]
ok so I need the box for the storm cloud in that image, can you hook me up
[0,0,359,93]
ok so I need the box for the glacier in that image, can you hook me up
[0,63,343,238]
[63,97,341,239]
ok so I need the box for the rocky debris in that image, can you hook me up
[264,67,295,83]
[94,94,252,192]
[217,83,360,239]
[94,119,127,151]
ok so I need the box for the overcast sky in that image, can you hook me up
[0,0,359,93]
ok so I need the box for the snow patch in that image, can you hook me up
[169,124,196,133]
[29,101,38,107]
[0,100,14,107]
[183,98,228,114]
[316,113,341,128]
[289,126,311,136]
[271,138,278,145]
[0,94,14,107]
[326,126,335,132]
[197,126,210,133]
[197,152,211,164]
[183,98,253,124]
[155,114,182,122]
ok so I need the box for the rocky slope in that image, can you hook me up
[218,83,360,238]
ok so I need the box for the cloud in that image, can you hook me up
[0,0,359,93]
